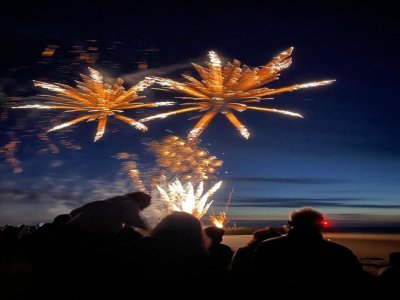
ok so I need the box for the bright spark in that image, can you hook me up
[12,104,53,109]
[211,212,229,228]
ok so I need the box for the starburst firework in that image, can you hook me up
[140,48,334,140]
[157,179,222,219]
[13,68,174,141]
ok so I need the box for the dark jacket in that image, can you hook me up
[250,229,366,299]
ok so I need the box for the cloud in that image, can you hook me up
[0,172,135,225]
[0,187,78,204]
[0,187,77,225]
[223,177,349,185]
[212,196,400,209]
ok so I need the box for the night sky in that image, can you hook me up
[1,1,399,226]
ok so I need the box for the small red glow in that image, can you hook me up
[322,219,329,227]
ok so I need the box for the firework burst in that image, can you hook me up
[13,68,174,141]
[210,212,229,229]
[148,135,223,183]
[116,137,224,226]
[157,179,222,219]
[140,48,334,140]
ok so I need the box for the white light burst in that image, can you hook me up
[157,179,222,219]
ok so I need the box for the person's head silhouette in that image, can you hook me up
[204,226,225,245]
[151,211,206,253]
[389,252,400,267]
[126,191,151,210]
[247,227,281,246]
[288,207,325,232]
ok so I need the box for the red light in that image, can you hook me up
[322,219,329,227]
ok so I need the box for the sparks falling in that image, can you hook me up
[0,137,23,173]
[157,179,222,219]
[148,135,223,183]
[13,68,174,142]
[140,48,334,140]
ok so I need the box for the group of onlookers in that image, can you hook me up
[1,192,398,300]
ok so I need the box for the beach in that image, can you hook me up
[223,233,400,275]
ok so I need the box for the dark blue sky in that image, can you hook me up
[1,1,399,226]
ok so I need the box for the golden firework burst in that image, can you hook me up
[13,68,174,141]
[140,48,334,140]
[148,135,223,183]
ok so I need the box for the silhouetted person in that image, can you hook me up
[52,214,71,231]
[117,212,208,300]
[114,225,143,245]
[42,192,150,300]
[376,252,400,297]
[250,207,366,299]
[230,227,281,285]
[151,212,208,269]
[66,191,151,236]
[204,226,234,274]
[203,226,234,296]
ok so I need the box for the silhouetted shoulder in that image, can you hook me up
[219,243,234,253]
[252,235,291,261]
[322,239,354,254]
[257,234,290,249]
[69,200,106,217]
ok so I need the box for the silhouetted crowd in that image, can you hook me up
[0,192,399,300]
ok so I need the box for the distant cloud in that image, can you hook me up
[0,187,79,205]
[224,177,349,185]
[0,173,135,225]
[213,196,400,209]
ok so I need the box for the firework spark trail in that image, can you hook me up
[210,186,233,228]
[0,111,8,121]
[12,68,175,142]
[36,132,60,154]
[140,48,334,140]
[59,139,82,150]
[1,98,83,172]
[225,186,234,214]
[125,161,147,193]
[0,136,22,173]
